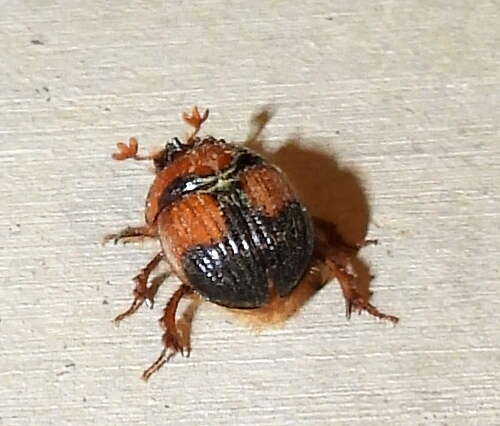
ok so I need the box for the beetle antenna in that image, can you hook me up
[182,106,209,144]
[112,137,159,162]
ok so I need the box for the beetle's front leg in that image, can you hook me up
[103,224,158,245]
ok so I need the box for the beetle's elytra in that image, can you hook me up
[105,107,398,380]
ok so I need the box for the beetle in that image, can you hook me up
[104,107,398,380]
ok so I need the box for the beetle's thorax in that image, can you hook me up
[145,137,236,225]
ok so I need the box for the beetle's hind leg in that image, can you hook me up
[143,284,196,381]
[113,252,167,323]
[324,257,398,323]
[314,217,398,323]
[103,224,158,245]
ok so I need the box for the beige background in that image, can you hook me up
[1,1,499,425]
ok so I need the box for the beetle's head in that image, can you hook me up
[153,137,191,171]
[153,136,226,172]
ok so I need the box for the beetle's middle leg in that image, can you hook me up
[103,224,158,245]
[142,284,194,381]
[313,216,377,255]
[114,252,167,322]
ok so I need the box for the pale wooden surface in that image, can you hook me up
[1,1,499,425]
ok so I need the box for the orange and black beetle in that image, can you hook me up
[105,107,398,380]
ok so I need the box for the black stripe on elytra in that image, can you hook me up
[158,149,264,211]
[182,190,314,308]
[182,189,268,308]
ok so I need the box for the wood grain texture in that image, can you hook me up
[1,1,499,425]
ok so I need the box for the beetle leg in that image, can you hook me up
[114,252,166,323]
[103,224,158,245]
[142,284,195,381]
[314,218,398,323]
[324,257,398,323]
[182,106,209,144]
[313,216,377,256]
